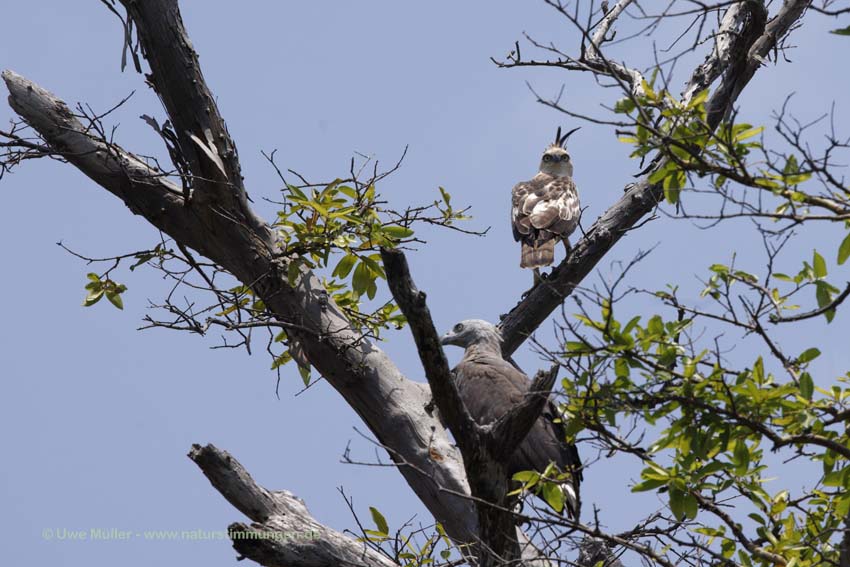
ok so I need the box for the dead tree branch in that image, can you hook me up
[189,443,398,567]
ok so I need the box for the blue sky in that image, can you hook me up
[1,2,848,566]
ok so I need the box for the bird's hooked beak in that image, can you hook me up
[440,329,459,347]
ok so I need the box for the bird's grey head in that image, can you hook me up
[539,126,579,178]
[440,319,502,352]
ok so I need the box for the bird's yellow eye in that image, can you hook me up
[453,323,464,333]
[542,155,553,162]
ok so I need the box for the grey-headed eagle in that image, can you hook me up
[511,127,581,284]
[441,319,582,518]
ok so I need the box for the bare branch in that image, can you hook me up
[381,247,478,446]
[771,282,850,323]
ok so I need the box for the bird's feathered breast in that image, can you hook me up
[511,173,580,244]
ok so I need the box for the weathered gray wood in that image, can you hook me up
[190,444,397,567]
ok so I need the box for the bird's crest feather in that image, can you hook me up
[551,126,581,149]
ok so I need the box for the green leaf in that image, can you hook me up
[613,97,636,114]
[800,372,814,401]
[631,477,668,492]
[383,225,415,239]
[352,261,371,295]
[733,125,764,142]
[815,281,837,322]
[733,440,750,475]
[813,250,828,279]
[838,233,850,265]
[362,529,389,541]
[298,365,311,386]
[640,79,657,100]
[615,358,630,379]
[271,351,292,370]
[797,348,821,364]
[360,254,386,279]
[106,291,124,310]
[669,488,686,521]
[307,199,328,217]
[337,185,357,199]
[663,170,685,204]
[753,357,764,383]
[332,254,358,279]
[824,468,847,487]
[565,341,593,354]
[541,482,565,513]
[683,493,698,520]
[783,155,799,175]
[369,506,389,535]
[649,162,675,185]
[784,172,812,186]
[512,471,540,485]
[831,25,850,36]
[84,289,104,307]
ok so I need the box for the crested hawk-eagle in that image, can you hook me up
[511,127,581,284]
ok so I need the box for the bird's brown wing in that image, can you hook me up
[511,175,580,244]
[511,179,539,243]
[454,352,582,488]
[527,176,580,238]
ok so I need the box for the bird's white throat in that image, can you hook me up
[539,160,573,178]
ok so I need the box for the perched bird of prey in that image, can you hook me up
[511,126,581,284]
[441,319,582,518]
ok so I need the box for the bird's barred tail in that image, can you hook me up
[562,481,580,520]
[515,480,580,518]
[520,239,556,269]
